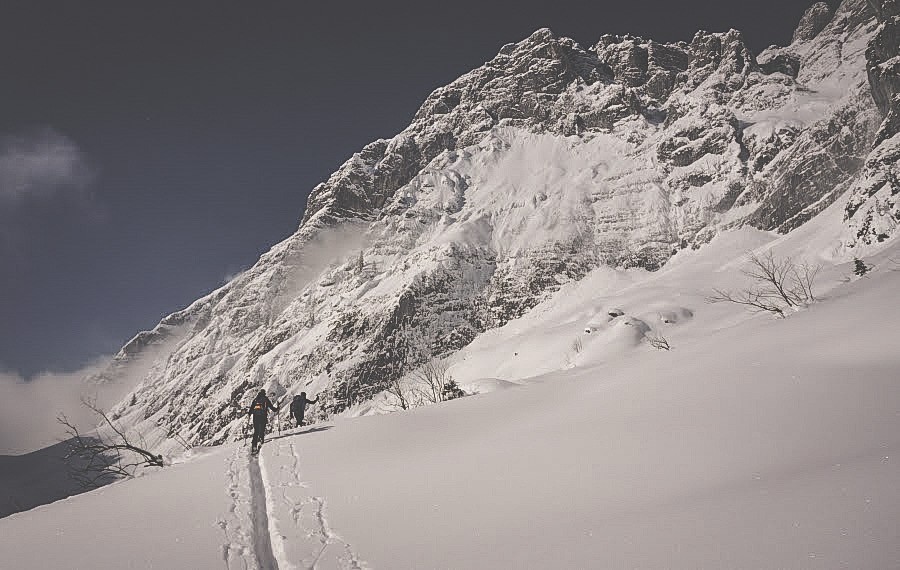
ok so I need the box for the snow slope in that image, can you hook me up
[3,215,899,568]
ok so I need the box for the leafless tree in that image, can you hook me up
[385,374,412,410]
[413,358,455,404]
[58,397,164,488]
[708,287,789,317]
[645,333,671,351]
[707,250,820,318]
[381,320,463,410]
[571,336,584,354]
[790,259,820,303]
[383,324,418,410]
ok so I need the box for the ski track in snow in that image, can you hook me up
[221,446,257,570]
[250,452,281,570]
[220,444,283,570]
[219,432,365,570]
[265,438,365,570]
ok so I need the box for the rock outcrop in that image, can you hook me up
[92,1,891,448]
[793,2,835,43]
[844,0,900,246]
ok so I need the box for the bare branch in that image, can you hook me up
[707,287,786,318]
[58,399,164,489]
[385,374,412,410]
[785,260,819,304]
[742,251,797,307]
[172,432,192,452]
[645,333,671,350]
[708,250,819,317]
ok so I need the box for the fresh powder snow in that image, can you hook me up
[2,205,899,568]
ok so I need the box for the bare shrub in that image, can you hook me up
[707,250,820,318]
[413,358,452,404]
[379,321,468,410]
[58,397,164,488]
[385,372,413,411]
[411,358,468,404]
[571,336,584,354]
[382,320,426,411]
[646,333,671,351]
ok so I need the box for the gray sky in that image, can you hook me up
[0,0,836,377]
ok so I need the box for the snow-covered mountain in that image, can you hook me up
[93,0,898,449]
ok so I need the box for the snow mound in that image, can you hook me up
[649,305,695,325]
[461,377,522,394]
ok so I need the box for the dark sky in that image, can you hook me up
[0,0,838,377]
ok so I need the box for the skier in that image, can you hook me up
[290,391,318,427]
[247,389,278,453]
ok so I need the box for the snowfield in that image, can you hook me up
[3,207,900,568]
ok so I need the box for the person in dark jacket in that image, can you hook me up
[247,389,278,453]
[290,392,318,427]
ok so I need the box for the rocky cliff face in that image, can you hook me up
[844,0,900,245]
[793,2,835,43]
[96,0,889,448]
